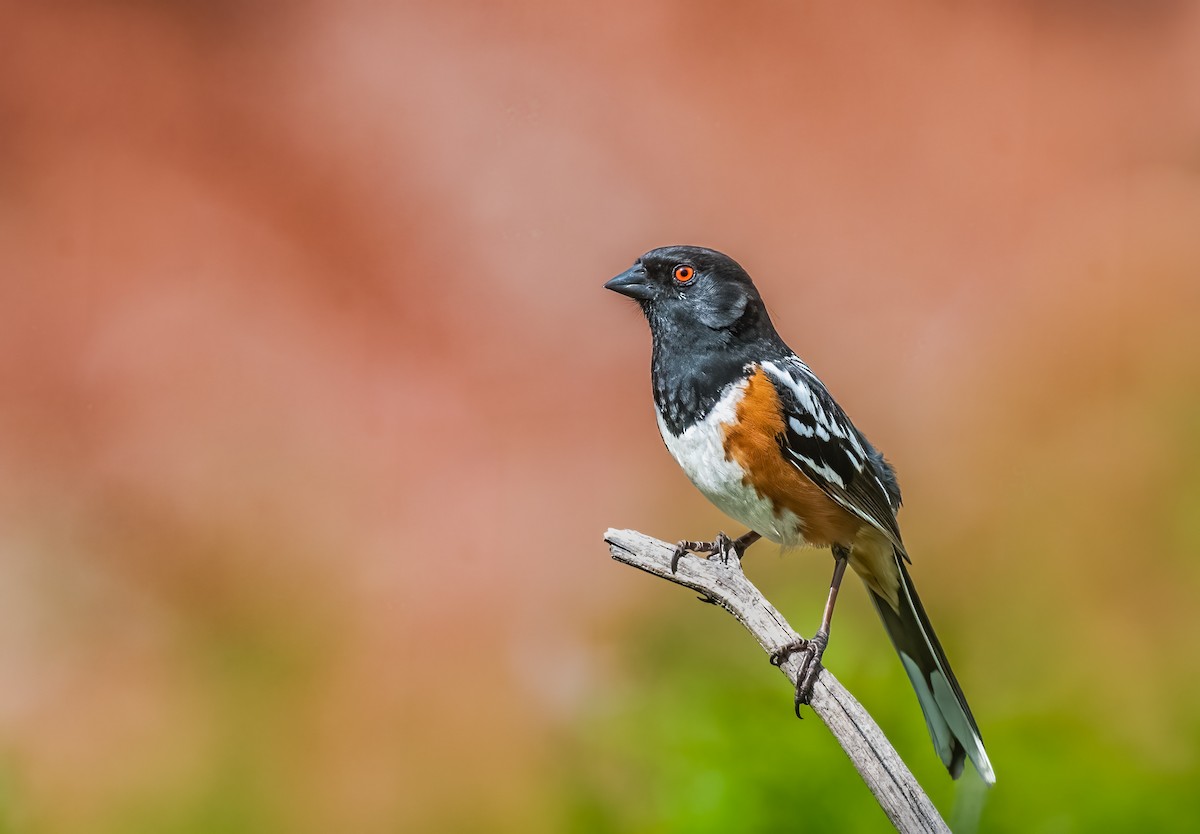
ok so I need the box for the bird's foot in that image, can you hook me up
[669,531,740,574]
[770,630,829,717]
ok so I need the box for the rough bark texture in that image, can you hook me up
[605,528,950,834]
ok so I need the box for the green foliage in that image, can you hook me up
[554,582,1200,833]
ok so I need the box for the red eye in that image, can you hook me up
[673,265,695,283]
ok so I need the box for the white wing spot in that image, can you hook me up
[794,454,845,488]
[846,430,867,458]
[788,417,814,438]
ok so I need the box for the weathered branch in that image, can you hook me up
[605,528,949,834]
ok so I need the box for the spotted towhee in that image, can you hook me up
[606,245,994,784]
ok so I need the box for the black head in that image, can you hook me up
[606,246,790,432]
[604,245,777,344]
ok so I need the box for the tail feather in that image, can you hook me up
[866,551,995,785]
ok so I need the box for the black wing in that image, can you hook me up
[761,358,908,558]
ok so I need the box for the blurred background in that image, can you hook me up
[2,2,1199,831]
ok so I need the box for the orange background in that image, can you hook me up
[2,3,1199,831]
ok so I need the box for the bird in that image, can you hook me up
[605,244,994,785]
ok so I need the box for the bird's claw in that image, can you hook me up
[769,638,808,667]
[770,632,829,717]
[669,532,739,574]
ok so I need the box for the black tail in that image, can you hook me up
[867,552,995,784]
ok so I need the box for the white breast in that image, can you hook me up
[656,381,807,546]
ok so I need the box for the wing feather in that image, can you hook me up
[760,359,907,558]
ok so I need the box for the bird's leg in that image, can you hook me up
[733,529,762,553]
[669,530,762,574]
[769,544,851,717]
